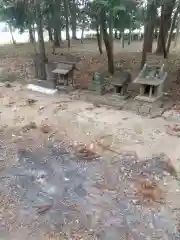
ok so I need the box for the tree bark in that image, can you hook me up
[59,18,62,41]
[114,30,118,39]
[122,30,125,48]
[63,0,70,48]
[70,0,77,39]
[81,27,85,43]
[46,13,53,42]
[35,1,47,80]
[141,2,157,68]
[100,9,114,74]
[146,18,156,52]
[109,9,114,50]
[157,5,168,58]
[166,3,180,54]
[47,26,53,42]
[96,24,103,54]
[174,13,180,47]
[156,0,176,53]
[28,25,35,44]
[109,10,113,35]
[128,28,132,45]
[146,3,156,53]
[53,28,60,47]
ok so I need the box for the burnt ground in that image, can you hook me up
[0,128,179,240]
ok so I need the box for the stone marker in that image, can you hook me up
[88,72,106,95]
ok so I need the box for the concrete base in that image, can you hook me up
[111,93,129,101]
[135,94,163,103]
[30,79,56,89]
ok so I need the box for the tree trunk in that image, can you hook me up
[54,28,60,47]
[174,13,180,47]
[96,24,103,54]
[122,30,125,48]
[81,27,84,43]
[63,0,70,48]
[36,1,47,80]
[101,9,114,74]
[59,29,62,41]
[141,2,157,68]
[128,29,132,45]
[47,26,53,42]
[157,5,168,58]
[46,13,53,42]
[29,25,35,44]
[71,0,77,39]
[80,17,86,43]
[109,9,114,53]
[114,30,118,39]
[8,23,16,44]
[166,4,180,54]
[59,18,62,41]
[156,0,176,53]
[146,3,156,53]
[141,24,149,68]
[146,18,156,52]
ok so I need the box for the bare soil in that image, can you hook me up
[0,40,180,239]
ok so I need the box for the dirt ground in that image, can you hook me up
[0,83,180,239]
[0,40,180,239]
[1,40,180,99]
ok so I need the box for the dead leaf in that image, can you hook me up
[75,144,98,161]
[135,178,164,204]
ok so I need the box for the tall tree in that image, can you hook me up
[96,19,103,54]
[156,0,176,54]
[70,0,77,39]
[8,23,16,44]
[100,8,114,74]
[63,0,70,48]
[166,1,180,53]
[141,0,157,68]
[35,0,47,79]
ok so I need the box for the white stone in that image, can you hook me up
[27,84,57,95]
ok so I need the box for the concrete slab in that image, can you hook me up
[27,84,57,95]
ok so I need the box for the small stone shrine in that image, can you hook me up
[52,62,76,89]
[134,54,167,102]
[111,68,131,100]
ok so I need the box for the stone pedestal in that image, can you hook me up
[134,77,166,102]
[88,72,105,95]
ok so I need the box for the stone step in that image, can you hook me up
[88,83,104,92]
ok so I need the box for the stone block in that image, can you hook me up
[138,104,151,115]
[150,106,164,118]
